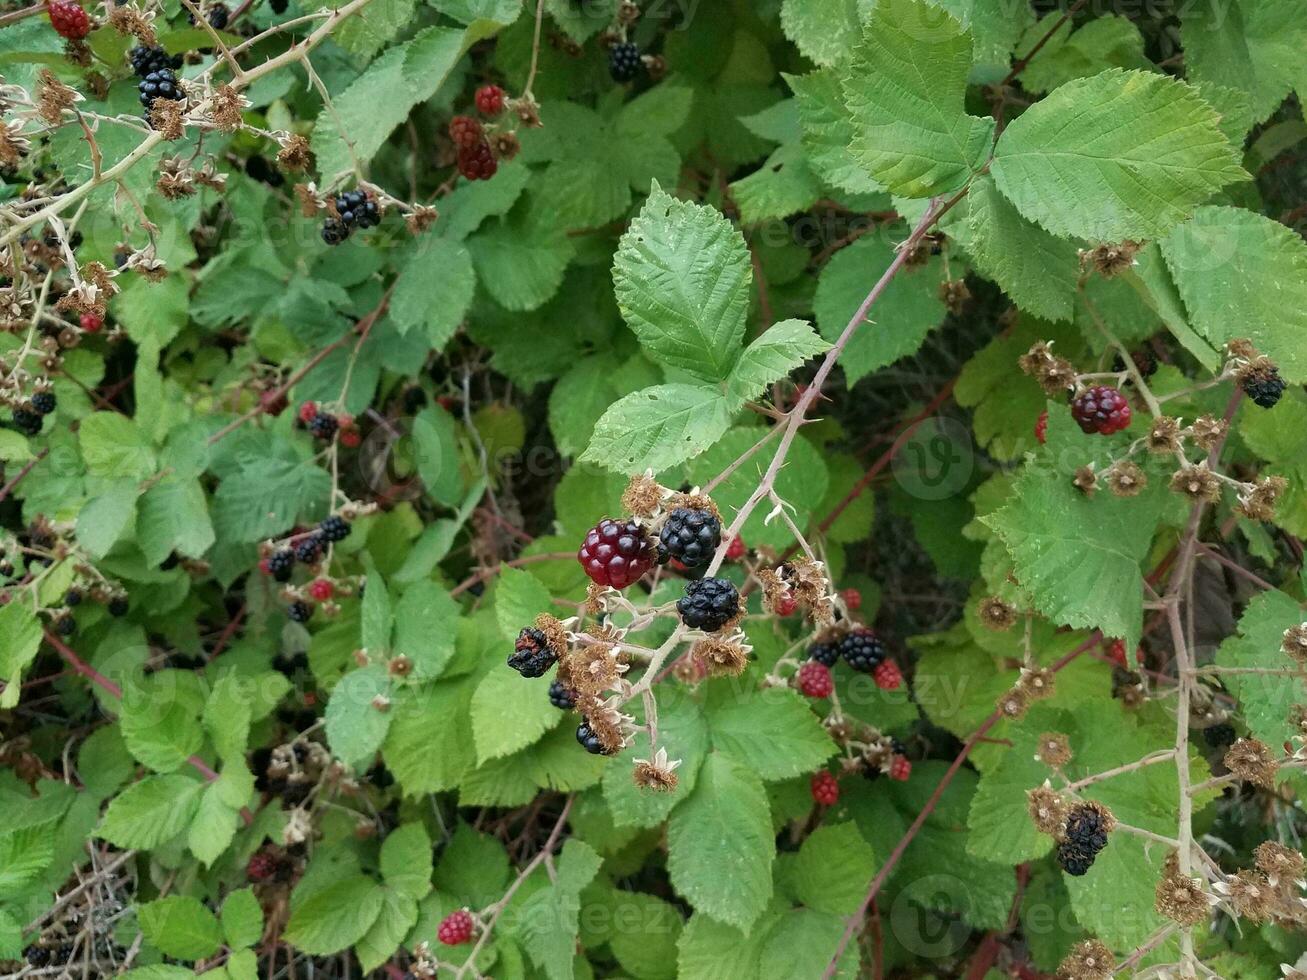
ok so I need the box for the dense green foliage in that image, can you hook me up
[2,0,1307,977]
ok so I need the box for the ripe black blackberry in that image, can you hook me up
[54,613,76,636]
[608,42,642,82]
[108,595,129,616]
[507,627,556,678]
[1203,723,1237,748]
[808,641,839,667]
[1241,365,1286,409]
[31,390,55,415]
[270,0,288,12]
[267,547,294,582]
[12,408,42,435]
[287,600,312,623]
[576,721,614,755]
[839,628,886,673]
[64,586,82,606]
[294,534,324,564]
[129,44,180,77]
[138,69,183,108]
[308,411,338,439]
[658,507,721,569]
[319,515,351,542]
[548,679,576,709]
[206,3,229,28]
[25,946,50,966]
[1056,804,1110,877]
[676,577,739,632]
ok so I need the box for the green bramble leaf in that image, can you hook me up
[725,319,831,408]
[991,69,1247,241]
[220,889,264,949]
[706,687,835,781]
[1215,590,1307,748]
[581,384,733,475]
[96,775,204,849]
[667,753,774,931]
[1159,206,1307,383]
[1181,0,1307,123]
[137,896,223,961]
[0,602,43,709]
[1017,15,1149,94]
[840,0,995,198]
[284,875,387,955]
[325,664,394,770]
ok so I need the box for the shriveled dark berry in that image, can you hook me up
[507,627,556,678]
[676,577,739,632]
[287,600,312,623]
[1242,365,1286,409]
[25,946,51,967]
[108,595,129,616]
[1203,723,1237,748]
[321,218,350,245]
[12,408,42,435]
[31,391,55,415]
[658,507,721,569]
[1056,804,1110,877]
[64,587,82,606]
[839,628,886,673]
[54,613,76,636]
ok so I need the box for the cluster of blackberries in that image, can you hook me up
[129,44,182,79]
[578,518,655,589]
[138,69,184,110]
[1071,386,1131,435]
[507,627,556,678]
[261,515,351,585]
[1241,364,1285,409]
[1056,804,1110,876]
[608,41,642,81]
[658,507,720,568]
[321,189,380,245]
[12,390,55,435]
[297,401,359,446]
[24,943,73,967]
[677,577,739,632]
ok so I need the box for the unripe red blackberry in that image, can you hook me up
[1071,386,1131,435]
[48,0,91,39]
[247,850,278,882]
[437,909,475,945]
[725,536,746,560]
[797,661,833,699]
[80,312,103,332]
[448,115,483,149]
[577,518,654,589]
[841,587,861,611]
[475,84,506,116]
[810,770,839,805]
[888,755,912,781]
[873,659,903,691]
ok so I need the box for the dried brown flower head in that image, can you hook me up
[621,473,666,518]
[1189,414,1228,452]
[996,686,1030,720]
[938,278,970,315]
[36,69,82,126]
[1282,624,1307,666]
[278,134,313,172]
[1170,462,1222,503]
[511,92,542,126]
[1215,869,1273,923]
[690,633,750,677]
[1056,938,1115,980]
[1237,476,1288,522]
[405,205,439,235]
[777,556,830,618]
[492,130,520,161]
[1036,732,1072,767]
[0,121,30,167]
[1254,841,1304,881]
[1105,460,1147,498]
[534,614,569,658]
[149,98,186,141]
[107,5,157,44]
[1017,667,1056,702]
[576,695,629,754]
[209,84,248,132]
[1146,416,1184,454]
[1018,342,1078,396]
[977,595,1017,631]
[155,157,196,199]
[632,747,681,793]
[563,641,626,697]
[1027,784,1068,835]
[1225,738,1278,788]
[1226,338,1259,361]
[1081,239,1142,278]
[1154,852,1210,926]
[1073,465,1098,496]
